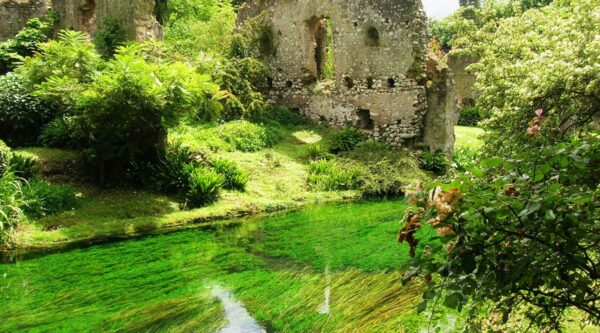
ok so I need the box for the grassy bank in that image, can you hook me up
[7,122,432,250]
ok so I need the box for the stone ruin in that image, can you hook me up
[239,0,458,154]
[0,0,162,41]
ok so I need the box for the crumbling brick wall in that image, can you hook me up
[239,0,456,152]
[0,0,161,41]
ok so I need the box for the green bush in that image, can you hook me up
[22,180,79,218]
[28,37,222,184]
[186,167,224,208]
[0,170,26,246]
[0,140,10,175]
[217,120,279,152]
[452,146,481,172]
[212,158,248,191]
[149,142,197,194]
[9,153,38,180]
[329,128,364,154]
[39,117,86,149]
[307,159,362,191]
[457,107,482,126]
[307,143,332,161]
[261,105,306,127]
[404,137,600,330]
[360,160,408,199]
[419,150,450,175]
[0,14,56,74]
[0,73,55,146]
[93,18,125,59]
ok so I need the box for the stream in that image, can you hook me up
[0,201,437,332]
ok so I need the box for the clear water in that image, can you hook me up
[0,201,431,332]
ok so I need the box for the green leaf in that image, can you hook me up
[444,292,463,309]
[481,157,504,168]
[544,209,556,221]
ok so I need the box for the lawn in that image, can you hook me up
[455,125,485,149]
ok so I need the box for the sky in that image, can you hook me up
[423,0,460,19]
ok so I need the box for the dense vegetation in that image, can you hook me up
[0,0,597,331]
[404,0,600,331]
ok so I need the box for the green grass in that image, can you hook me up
[455,125,485,149]
[8,122,427,250]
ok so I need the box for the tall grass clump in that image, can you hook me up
[186,168,224,208]
[211,158,248,191]
[0,170,26,246]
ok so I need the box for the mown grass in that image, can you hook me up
[455,125,485,149]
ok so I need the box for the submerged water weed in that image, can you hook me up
[1,201,437,332]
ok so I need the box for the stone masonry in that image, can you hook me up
[0,0,161,41]
[239,0,457,153]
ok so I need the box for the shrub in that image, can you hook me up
[0,14,56,74]
[9,153,38,180]
[0,140,10,175]
[39,117,86,149]
[0,170,26,246]
[261,105,306,127]
[355,139,389,151]
[212,158,248,191]
[307,159,362,191]
[217,120,279,152]
[149,142,198,194]
[29,41,222,184]
[419,150,450,175]
[402,136,600,331]
[307,143,332,161]
[22,180,79,218]
[360,160,408,199]
[186,167,224,208]
[93,18,125,59]
[452,146,481,172]
[329,128,364,154]
[457,107,482,126]
[0,73,55,146]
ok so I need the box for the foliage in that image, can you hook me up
[39,116,86,149]
[402,134,600,330]
[18,31,102,87]
[429,0,554,54]
[451,146,481,172]
[457,107,482,126]
[186,167,224,207]
[214,57,268,121]
[0,73,55,146]
[419,150,450,175]
[260,105,306,127]
[469,1,600,148]
[164,5,237,58]
[9,153,38,180]
[211,158,248,191]
[329,128,365,154]
[22,180,80,218]
[0,170,26,246]
[306,143,332,161]
[359,159,408,199]
[229,11,276,60]
[0,13,57,74]
[307,159,362,191]
[0,140,10,176]
[216,120,280,152]
[28,37,222,184]
[150,142,198,194]
[93,18,126,59]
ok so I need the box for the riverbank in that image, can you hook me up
[5,121,433,252]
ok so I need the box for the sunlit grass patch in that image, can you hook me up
[455,126,485,149]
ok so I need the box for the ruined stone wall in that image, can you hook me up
[448,53,478,107]
[0,0,50,40]
[0,0,161,41]
[240,0,455,150]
